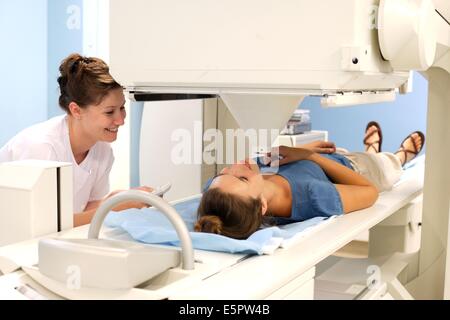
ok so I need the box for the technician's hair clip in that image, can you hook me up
[70,60,80,74]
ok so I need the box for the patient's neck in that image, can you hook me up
[262,175,292,217]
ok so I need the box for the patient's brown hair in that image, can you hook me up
[57,53,122,112]
[195,188,269,239]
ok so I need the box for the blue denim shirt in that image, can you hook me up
[262,153,353,224]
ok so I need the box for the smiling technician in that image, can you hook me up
[0,53,153,227]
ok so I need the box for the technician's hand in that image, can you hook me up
[133,186,155,194]
[107,186,155,211]
[268,145,314,167]
[299,140,336,154]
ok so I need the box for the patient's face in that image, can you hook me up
[210,160,264,199]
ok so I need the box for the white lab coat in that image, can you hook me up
[0,115,114,213]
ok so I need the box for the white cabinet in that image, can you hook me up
[265,267,316,300]
[139,100,204,202]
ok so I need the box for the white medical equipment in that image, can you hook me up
[38,190,191,290]
[108,0,449,299]
[152,183,172,197]
[0,0,448,299]
[0,160,73,247]
[0,160,424,299]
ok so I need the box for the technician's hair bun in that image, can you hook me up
[58,53,90,80]
[56,53,121,112]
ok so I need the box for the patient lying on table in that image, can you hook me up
[195,122,425,240]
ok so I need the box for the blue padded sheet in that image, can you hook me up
[104,197,331,255]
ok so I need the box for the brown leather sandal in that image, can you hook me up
[395,131,425,166]
[364,121,383,153]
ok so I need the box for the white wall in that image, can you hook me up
[82,0,130,192]
[139,100,203,201]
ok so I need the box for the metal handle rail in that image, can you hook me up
[87,190,194,270]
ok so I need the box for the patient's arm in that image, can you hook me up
[273,146,378,212]
[297,140,336,154]
[273,146,372,187]
[334,184,378,213]
[307,152,378,213]
[308,153,371,186]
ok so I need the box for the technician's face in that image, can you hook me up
[81,88,126,143]
[210,160,264,199]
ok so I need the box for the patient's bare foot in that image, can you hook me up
[394,132,425,166]
[364,122,382,153]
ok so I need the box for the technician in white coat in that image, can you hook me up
[0,53,153,227]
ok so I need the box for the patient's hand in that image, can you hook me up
[269,146,314,167]
[299,140,336,154]
[266,141,335,167]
